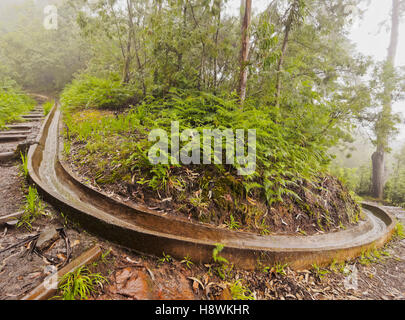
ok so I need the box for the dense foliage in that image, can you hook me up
[62,89,361,234]
[0,0,89,93]
[1,0,403,229]
[329,164,372,196]
[55,0,380,233]
[0,79,35,128]
[61,75,137,109]
[384,145,405,207]
[64,89,331,202]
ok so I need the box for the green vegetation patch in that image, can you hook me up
[61,86,361,235]
[61,74,138,110]
[0,81,35,128]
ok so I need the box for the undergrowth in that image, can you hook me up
[43,100,55,116]
[61,74,137,110]
[358,247,391,266]
[394,222,405,240]
[17,186,46,230]
[61,88,361,234]
[0,83,35,128]
[56,266,107,300]
[228,280,255,300]
[19,152,29,178]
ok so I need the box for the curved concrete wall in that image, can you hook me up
[27,103,397,270]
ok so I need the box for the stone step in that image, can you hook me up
[0,135,27,143]
[0,130,31,135]
[5,125,32,131]
[27,113,44,117]
[0,152,16,163]
[22,115,43,119]
[22,117,43,122]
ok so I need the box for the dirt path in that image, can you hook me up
[0,113,97,300]
[0,165,25,217]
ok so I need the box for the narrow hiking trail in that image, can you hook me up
[0,102,404,300]
[0,106,44,216]
[0,104,96,299]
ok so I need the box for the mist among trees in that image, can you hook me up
[1,0,405,206]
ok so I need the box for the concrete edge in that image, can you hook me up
[26,103,398,270]
[20,245,102,300]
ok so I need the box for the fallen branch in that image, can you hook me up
[0,234,40,255]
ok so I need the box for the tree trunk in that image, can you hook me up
[122,0,134,84]
[387,0,401,64]
[371,0,401,199]
[275,0,300,109]
[371,146,385,199]
[122,35,132,84]
[238,0,252,104]
[213,1,221,92]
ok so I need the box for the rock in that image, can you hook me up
[36,227,59,251]
[155,273,195,300]
[110,267,153,300]
[106,266,196,300]
[0,211,24,226]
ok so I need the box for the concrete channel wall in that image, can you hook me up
[27,103,397,270]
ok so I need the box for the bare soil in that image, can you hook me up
[0,165,25,216]
[0,119,43,216]
[87,228,405,300]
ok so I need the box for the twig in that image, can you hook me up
[0,234,40,255]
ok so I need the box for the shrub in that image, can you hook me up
[60,75,137,110]
[329,164,371,196]
[0,83,35,128]
[43,100,55,116]
[384,169,405,207]
[62,89,361,233]
[63,89,333,206]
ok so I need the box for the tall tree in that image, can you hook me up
[371,0,403,199]
[238,0,252,103]
[274,0,304,109]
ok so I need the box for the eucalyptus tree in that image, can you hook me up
[74,0,239,96]
[273,0,305,109]
[371,0,405,199]
[384,143,405,206]
[246,0,371,148]
[239,0,252,103]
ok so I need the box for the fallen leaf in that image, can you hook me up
[57,253,67,261]
[192,281,200,294]
[71,240,80,247]
[188,276,204,293]
[146,267,155,281]
[202,274,209,285]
